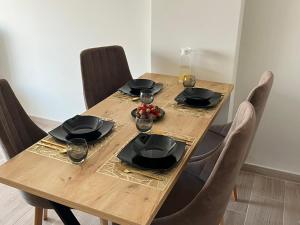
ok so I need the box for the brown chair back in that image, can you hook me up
[80,45,133,108]
[0,79,47,159]
[0,79,52,208]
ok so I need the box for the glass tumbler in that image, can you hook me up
[136,117,153,133]
[67,138,88,164]
[140,89,154,104]
[183,75,196,87]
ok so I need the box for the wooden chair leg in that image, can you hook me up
[99,218,109,225]
[43,209,48,220]
[34,207,43,225]
[220,217,224,225]
[231,185,238,201]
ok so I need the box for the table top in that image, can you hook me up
[0,73,233,225]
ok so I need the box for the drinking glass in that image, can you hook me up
[140,89,154,104]
[183,75,196,87]
[67,138,88,164]
[136,117,153,133]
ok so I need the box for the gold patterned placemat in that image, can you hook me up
[96,132,195,191]
[27,119,122,164]
[111,91,140,102]
[166,100,222,117]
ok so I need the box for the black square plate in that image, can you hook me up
[118,81,163,97]
[49,118,114,143]
[117,133,186,170]
[175,89,223,108]
[127,79,155,90]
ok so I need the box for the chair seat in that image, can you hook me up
[155,169,205,218]
[191,130,225,159]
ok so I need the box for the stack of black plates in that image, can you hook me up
[49,115,114,143]
[118,79,163,96]
[175,87,222,108]
[117,133,186,170]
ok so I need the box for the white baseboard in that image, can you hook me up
[242,163,300,183]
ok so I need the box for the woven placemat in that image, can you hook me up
[96,132,195,191]
[27,119,122,164]
[111,91,140,102]
[165,102,219,117]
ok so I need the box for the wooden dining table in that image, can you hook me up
[0,73,233,225]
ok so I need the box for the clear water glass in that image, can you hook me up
[140,89,154,104]
[136,117,153,133]
[67,138,88,164]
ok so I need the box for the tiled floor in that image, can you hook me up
[0,119,299,225]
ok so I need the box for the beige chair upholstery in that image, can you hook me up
[113,101,256,225]
[190,71,274,161]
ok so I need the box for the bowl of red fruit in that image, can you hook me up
[131,103,165,121]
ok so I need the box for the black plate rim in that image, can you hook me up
[127,79,155,90]
[62,115,104,136]
[182,87,216,100]
[118,82,163,97]
[49,119,114,143]
[117,133,186,171]
[175,90,222,109]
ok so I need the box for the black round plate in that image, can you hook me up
[131,108,165,121]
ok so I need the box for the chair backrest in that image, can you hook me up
[80,45,133,109]
[0,79,47,159]
[247,70,274,128]
[175,102,256,225]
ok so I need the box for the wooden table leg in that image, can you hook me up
[99,218,109,225]
[34,207,43,225]
[43,209,48,220]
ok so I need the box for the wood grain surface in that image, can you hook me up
[0,73,233,225]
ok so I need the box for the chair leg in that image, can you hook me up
[220,217,224,225]
[99,218,109,225]
[34,207,43,225]
[43,209,48,220]
[231,185,238,201]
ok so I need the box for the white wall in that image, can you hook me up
[151,0,245,122]
[0,0,150,121]
[235,0,300,175]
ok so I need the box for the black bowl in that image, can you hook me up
[127,79,155,91]
[133,134,177,159]
[183,88,215,101]
[62,115,103,137]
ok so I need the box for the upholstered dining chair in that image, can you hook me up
[113,101,256,225]
[190,71,274,200]
[0,79,52,225]
[80,45,133,109]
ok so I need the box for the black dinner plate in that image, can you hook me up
[49,119,114,143]
[62,115,103,136]
[117,133,186,170]
[175,90,223,108]
[131,108,165,121]
[127,79,155,90]
[183,88,215,101]
[118,81,163,97]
